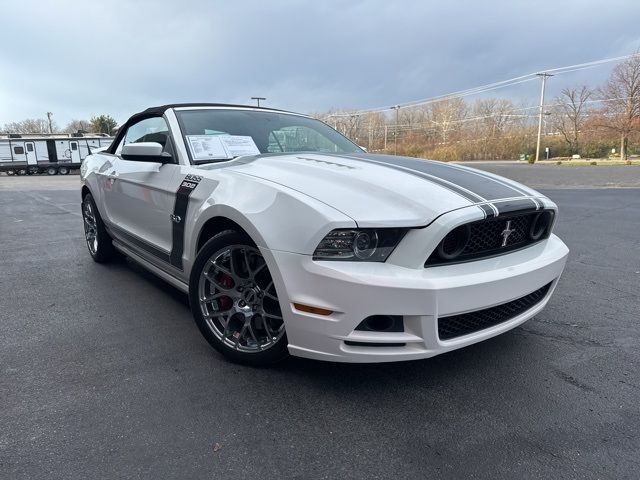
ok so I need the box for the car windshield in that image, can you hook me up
[175,108,362,163]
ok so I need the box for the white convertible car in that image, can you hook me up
[80,103,569,365]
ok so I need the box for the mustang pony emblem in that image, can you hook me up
[501,220,515,247]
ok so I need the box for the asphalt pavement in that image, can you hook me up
[1,166,639,479]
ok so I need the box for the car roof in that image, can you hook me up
[135,103,296,118]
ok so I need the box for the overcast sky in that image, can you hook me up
[1,0,639,128]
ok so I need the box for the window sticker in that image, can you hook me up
[186,135,231,160]
[219,135,261,157]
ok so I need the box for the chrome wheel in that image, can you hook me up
[82,199,98,255]
[198,245,284,353]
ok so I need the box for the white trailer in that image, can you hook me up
[0,134,113,175]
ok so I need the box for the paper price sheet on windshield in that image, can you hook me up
[186,135,230,160]
[186,135,260,161]
[220,135,260,157]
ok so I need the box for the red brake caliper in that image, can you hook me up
[216,273,234,311]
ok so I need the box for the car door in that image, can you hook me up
[102,116,179,254]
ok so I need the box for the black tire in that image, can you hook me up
[46,167,57,175]
[82,193,117,263]
[189,230,289,366]
[17,169,27,176]
[59,166,69,175]
[7,170,15,176]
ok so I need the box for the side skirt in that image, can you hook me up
[112,240,189,293]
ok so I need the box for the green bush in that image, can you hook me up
[590,161,598,166]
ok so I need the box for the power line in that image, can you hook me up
[327,52,640,117]
[324,96,636,130]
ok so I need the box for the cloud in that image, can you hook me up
[1,0,638,126]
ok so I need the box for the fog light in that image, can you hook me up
[437,224,470,260]
[355,315,404,332]
[530,211,553,241]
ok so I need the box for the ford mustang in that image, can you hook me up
[80,103,569,365]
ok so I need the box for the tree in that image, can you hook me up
[473,98,515,137]
[596,54,640,160]
[90,115,118,135]
[3,118,58,134]
[427,98,467,143]
[64,119,92,134]
[552,86,592,154]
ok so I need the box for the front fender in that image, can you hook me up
[183,172,355,276]
[80,154,113,218]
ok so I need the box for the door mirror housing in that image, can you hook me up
[121,142,172,163]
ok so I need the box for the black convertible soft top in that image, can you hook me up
[135,103,292,118]
[107,103,295,154]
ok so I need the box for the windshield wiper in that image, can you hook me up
[193,157,238,165]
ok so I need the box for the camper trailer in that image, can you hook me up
[0,134,113,175]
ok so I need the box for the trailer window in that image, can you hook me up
[71,143,78,151]
[14,146,24,155]
[26,143,34,152]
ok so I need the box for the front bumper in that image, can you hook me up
[262,234,569,363]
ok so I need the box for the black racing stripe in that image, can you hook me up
[109,224,171,263]
[357,154,525,200]
[404,170,482,203]
[478,203,496,218]
[333,154,483,203]
[443,162,533,197]
[170,174,202,270]
[494,198,539,215]
[530,197,543,210]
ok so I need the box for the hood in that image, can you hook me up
[219,152,546,227]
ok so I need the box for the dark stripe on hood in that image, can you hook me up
[328,154,484,203]
[478,203,497,218]
[494,198,540,215]
[336,153,524,201]
[357,154,526,200]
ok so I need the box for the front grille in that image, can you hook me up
[425,210,553,266]
[438,282,552,340]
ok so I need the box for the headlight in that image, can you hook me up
[313,228,408,262]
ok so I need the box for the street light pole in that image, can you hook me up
[251,97,266,107]
[46,112,53,133]
[534,73,552,163]
[391,105,400,155]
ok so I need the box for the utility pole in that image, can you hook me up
[391,105,400,155]
[251,97,266,107]
[46,112,53,133]
[534,73,553,163]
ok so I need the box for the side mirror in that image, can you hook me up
[359,145,368,152]
[121,142,172,163]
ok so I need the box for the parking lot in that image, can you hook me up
[1,166,639,479]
